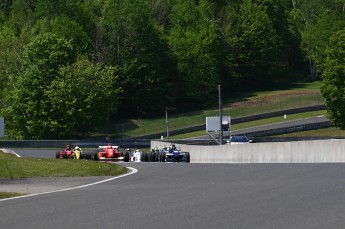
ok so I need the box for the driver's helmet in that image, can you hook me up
[75,146,80,151]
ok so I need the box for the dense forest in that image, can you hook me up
[0,0,344,139]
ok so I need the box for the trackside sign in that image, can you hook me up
[0,117,4,137]
[206,116,231,132]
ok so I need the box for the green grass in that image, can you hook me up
[275,127,345,137]
[0,151,128,199]
[169,110,327,139]
[0,192,25,199]
[0,152,128,178]
[93,81,324,139]
[231,110,326,130]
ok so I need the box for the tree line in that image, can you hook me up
[0,0,344,139]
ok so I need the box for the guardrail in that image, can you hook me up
[132,105,326,139]
[0,139,151,148]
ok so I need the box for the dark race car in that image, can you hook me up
[139,147,166,162]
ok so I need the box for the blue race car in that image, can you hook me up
[162,145,190,163]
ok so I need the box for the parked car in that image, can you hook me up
[227,136,252,144]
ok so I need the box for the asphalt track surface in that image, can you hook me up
[2,151,345,228]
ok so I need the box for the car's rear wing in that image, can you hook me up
[99,145,119,149]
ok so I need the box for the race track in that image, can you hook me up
[1,150,345,228]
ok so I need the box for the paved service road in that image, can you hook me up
[2,160,345,229]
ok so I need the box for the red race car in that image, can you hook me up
[55,145,84,159]
[56,145,74,159]
[93,144,124,161]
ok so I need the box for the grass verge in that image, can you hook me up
[0,152,128,178]
[275,127,345,137]
[169,110,327,139]
[0,151,128,199]
[92,81,324,139]
[0,192,27,199]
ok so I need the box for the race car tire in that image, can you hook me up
[94,153,100,161]
[186,152,190,163]
[148,153,153,162]
[124,152,129,162]
[55,151,60,159]
[63,151,68,159]
[161,153,166,162]
[145,153,150,162]
[152,152,158,162]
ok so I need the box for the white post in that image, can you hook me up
[166,110,169,139]
[0,117,4,138]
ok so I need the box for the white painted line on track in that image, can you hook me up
[0,167,138,202]
[0,148,21,157]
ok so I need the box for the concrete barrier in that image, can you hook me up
[151,139,345,163]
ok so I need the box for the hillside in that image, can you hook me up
[1,1,344,139]
[91,81,326,139]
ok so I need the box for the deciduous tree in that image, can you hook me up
[46,59,123,138]
[168,0,222,102]
[321,30,345,129]
[4,33,75,139]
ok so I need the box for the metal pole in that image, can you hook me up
[219,85,223,145]
[166,110,169,139]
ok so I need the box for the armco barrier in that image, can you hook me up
[151,139,345,163]
[0,140,150,148]
[135,105,325,139]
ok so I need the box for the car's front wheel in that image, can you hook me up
[94,153,100,161]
